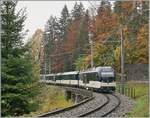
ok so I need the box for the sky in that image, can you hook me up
[16,1,98,42]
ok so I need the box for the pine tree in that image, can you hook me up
[59,5,70,72]
[1,1,39,116]
[76,10,90,56]
[59,5,70,40]
[71,2,85,21]
[61,2,86,71]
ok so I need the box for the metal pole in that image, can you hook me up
[120,25,125,94]
[91,39,94,68]
[89,32,94,68]
[43,33,47,80]
[44,43,47,80]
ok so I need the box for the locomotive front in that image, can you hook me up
[96,67,116,92]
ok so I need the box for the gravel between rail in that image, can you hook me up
[83,93,134,117]
[50,93,107,117]
[83,93,120,117]
[38,91,134,117]
[106,93,135,117]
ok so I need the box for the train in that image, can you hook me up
[40,66,116,92]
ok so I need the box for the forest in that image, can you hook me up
[1,0,149,117]
[40,1,148,74]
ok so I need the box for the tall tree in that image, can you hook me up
[62,2,86,71]
[59,5,70,40]
[114,1,149,64]
[59,5,70,72]
[1,1,39,116]
[71,2,85,20]
[43,16,60,73]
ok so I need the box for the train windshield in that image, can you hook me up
[99,71,115,82]
[100,77,114,82]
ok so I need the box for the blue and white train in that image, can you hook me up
[40,66,116,92]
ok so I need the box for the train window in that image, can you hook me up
[79,74,84,81]
[86,72,98,81]
[82,74,89,83]
[49,76,54,81]
[82,74,86,83]
[101,77,114,82]
[96,73,99,80]
[56,75,61,80]
[46,76,49,80]
[53,76,56,81]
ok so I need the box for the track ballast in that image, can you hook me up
[38,89,121,117]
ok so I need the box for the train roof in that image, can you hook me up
[80,70,97,74]
[56,71,78,76]
[44,73,55,76]
[40,66,114,77]
[96,66,114,72]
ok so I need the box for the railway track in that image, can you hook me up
[101,94,121,117]
[78,93,121,117]
[37,91,121,117]
[37,96,94,117]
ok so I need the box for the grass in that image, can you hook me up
[117,81,149,117]
[25,84,73,117]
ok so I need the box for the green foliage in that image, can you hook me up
[42,2,89,73]
[74,56,89,70]
[126,82,148,117]
[1,1,39,116]
[2,53,39,116]
[71,2,85,20]
[59,5,70,40]
[25,85,73,116]
[1,1,27,58]
[74,42,117,71]
[41,1,148,74]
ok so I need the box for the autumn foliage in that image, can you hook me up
[37,1,148,73]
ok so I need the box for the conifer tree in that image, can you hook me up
[59,5,70,40]
[1,1,39,116]
[71,2,85,21]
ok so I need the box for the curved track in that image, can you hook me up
[80,93,121,117]
[37,96,94,117]
[101,94,121,117]
[37,90,121,117]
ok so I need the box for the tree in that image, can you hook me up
[114,1,149,64]
[59,5,70,40]
[62,2,86,71]
[59,5,71,72]
[1,1,39,116]
[71,2,85,21]
[76,10,90,56]
[1,1,26,58]
[136,24,148,63]
[28,29,43,61]
[43,16,60,73]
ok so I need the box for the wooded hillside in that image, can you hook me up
[38,1,148,73]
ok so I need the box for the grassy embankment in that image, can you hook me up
[25,84,73,116]
[117,81,148,117]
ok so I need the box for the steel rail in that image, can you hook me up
[36,84,120,117]
[77,93,121,117]
[101,94,121,117]
[77,94,109,117]
[37,96,94,117]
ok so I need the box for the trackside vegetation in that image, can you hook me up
[126,82,148,117]
[1,0,149,117]
[25,85,73,117]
